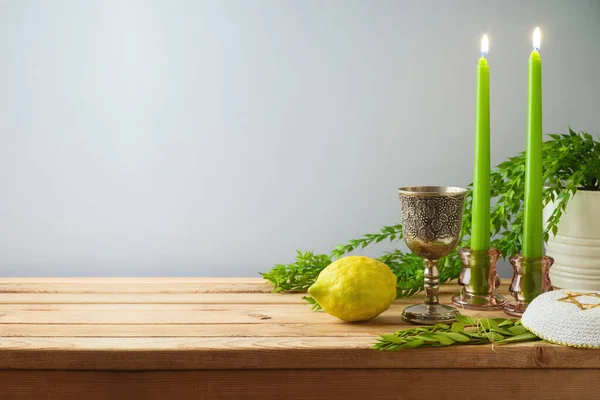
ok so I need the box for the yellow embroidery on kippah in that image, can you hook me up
[557,291,600,310]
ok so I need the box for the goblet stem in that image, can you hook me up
[402,257,459,325]
[424,259,440,305]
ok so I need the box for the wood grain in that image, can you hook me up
[0,277,460,294]
[0,337,593,370]
[1,277,598,399]
[0,302,531,325]
[0,281,273,294]
[0,323,406,337]
[1,369,598,400]
[0,292,304,304]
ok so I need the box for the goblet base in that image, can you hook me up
[452,293,507,311]
[503,301,528,317]
[401,303,460,325]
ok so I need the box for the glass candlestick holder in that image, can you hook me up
[503,254,554,317]
[452,247,506,310]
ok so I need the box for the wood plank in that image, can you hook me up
[0,279,466,295]
[0,282,273,294]
[0,305,311,324]
[0,283,273,294]
[0,285,468,305]
[0,292,459,304]
[0,323,405,338]
[0,336,595,370]
[0,369,598,400]
[0,292,305,304]
[0,302,514,324]
[0,278,273,294]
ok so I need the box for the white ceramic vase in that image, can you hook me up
[544,190,600,290]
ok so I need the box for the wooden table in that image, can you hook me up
[0,278,598,399]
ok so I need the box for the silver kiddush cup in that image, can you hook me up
[398,186,468,324]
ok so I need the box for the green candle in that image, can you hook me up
[471,34,491,251]
[523,27,543,259]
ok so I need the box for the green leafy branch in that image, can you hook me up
[373,316,540,351]
[260,251,332,293]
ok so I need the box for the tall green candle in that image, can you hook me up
[467,35,492,299]
[471,34,491,252]
[523,27,543,259]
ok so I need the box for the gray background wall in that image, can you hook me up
[0,0,599,277]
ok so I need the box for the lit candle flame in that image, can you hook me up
[481,34,489,57]
[533,27,541,51]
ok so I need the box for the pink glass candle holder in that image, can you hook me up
[452,247,506,310]
[504,254,554,317]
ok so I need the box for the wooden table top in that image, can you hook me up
[0,277,597,372]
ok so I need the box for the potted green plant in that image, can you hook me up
[261,128,600,300]
[542,129,600,289]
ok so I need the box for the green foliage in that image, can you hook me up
[260,251,331,293]
[546,128,600,191]
[542,129,600,243]
[372,316,541,351]
[260,129,600,306]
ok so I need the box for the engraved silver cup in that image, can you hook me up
[398,186,468,324]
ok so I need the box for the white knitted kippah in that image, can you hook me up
[521,289,600,348]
